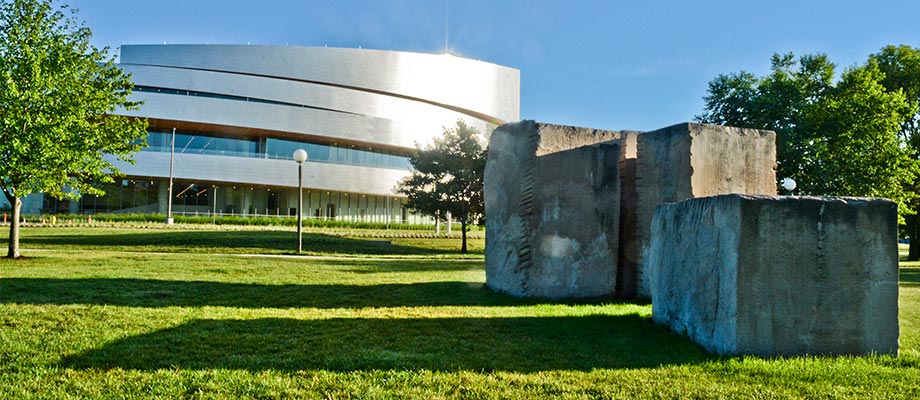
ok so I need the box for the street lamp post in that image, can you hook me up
[293,149,308,253]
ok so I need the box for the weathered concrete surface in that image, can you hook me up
[629,123,776,298]
[649,194,899,356]
[485,120,627,298]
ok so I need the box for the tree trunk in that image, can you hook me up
[909,214,920,261]
[5,194,21,259]
[460,217,468,254]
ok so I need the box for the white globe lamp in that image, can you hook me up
[781,177,796,192]
[293,149,308,164]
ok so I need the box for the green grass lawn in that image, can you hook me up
[1,227,919,398]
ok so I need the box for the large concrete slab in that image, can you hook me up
[648,194,899,356]
[628,123,776,298]
[485,120,627,298]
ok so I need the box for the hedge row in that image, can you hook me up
[3,213,483,232]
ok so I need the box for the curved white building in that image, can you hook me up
[32,45,520,222]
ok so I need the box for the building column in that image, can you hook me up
[241,188,252,216]
[158,182,169,214]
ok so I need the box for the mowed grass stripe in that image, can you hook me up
[2,226,485,257]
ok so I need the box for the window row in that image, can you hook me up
[62,180,426,224]
[143,130,411,170]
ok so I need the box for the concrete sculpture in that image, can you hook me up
[483,119,899,357]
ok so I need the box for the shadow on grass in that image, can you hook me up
[1,278,545,308]
[16,230,476,256]
[60,315,712,372]
[903,267,920,286]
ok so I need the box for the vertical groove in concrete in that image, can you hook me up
[513,125,542,293]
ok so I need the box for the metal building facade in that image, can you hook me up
[25,44,520,222]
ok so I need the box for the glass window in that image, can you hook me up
[143,130,258,158]
[145,130,411,170]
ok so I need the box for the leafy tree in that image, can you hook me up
[804,62,916,203]
[398,121,486,253]
[873,45,920,147]
[697,51,918,220]
[871,45,920,259]
[0,0,147,258]
[697,53,836,184]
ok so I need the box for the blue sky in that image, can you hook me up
[68,0,920,132]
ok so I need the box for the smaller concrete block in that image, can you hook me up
[649,194,899,356]
[629,123,777,299]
